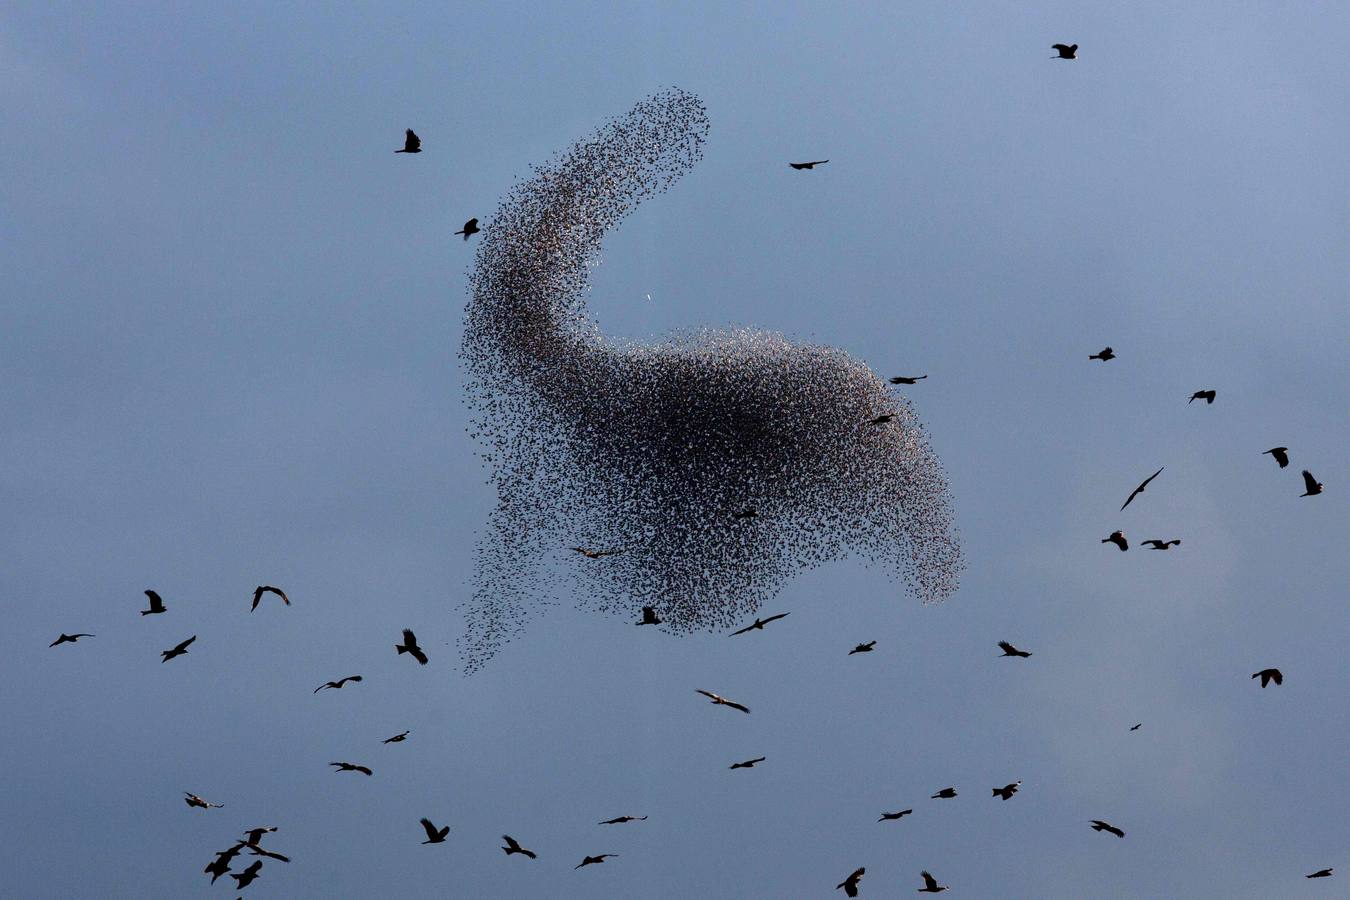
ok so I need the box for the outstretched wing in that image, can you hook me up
[921,871,939,890]
[420,818,440,840]
[1302,470,1320,493]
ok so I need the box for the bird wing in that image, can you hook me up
[724,700,750,713]
[420,818,439,840]
[410,646,429,664]
[729,623,754,635]
[922,871,939,890]
[176,635,197,652]
[251,587,263,610]
[1302,470,1319,492]
[763,612,790,624]
[356,765,372,775]
[315,683,331,693]
[271,586,290,605]
[145,590,164,611]
[696,689,720,702]
[402,628,417,645]
[1272,670,1283,684]
[503,835,521,850]
[998,641,1016,653]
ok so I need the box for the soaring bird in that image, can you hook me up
[998,641,1031,658]
[918,870,949,893]
[241,827,278,847]
[931,787,957,799]
[1130,723,1142,731]
[1121,467,1164,511]
[251,585,290,611]
[849,641,876,655]
[696,689,750,713]
[314,675,363,693]
[878,809,913,822]
[868,414,896,426]
[598,815,647,825]
[992,781,1021,800]
[1102,531,1128,551]
[836,867,865,897]
[419,818,449,844]
[573,546,623,559]
[730,612,790,635]
[230,860,263,889]
[1188,390,1216,404]
[1141,539,1181,550]
[731,508,758,519]
[575,854,618,869]
[184,792,224,809]
[888,375,927,385]
[1263,447,1289,468]
[382,730,411,744]
[1307,868,1333,879]
[396,629,429,665]
[1090,820,1125,838]
[1301,470,1323,497]
[501,835,536,858]
[396,129,421,153]
[454,218,480,240]
[1252,668,1283,688]
[49,633,94,647]
[789,160,828,170]
[141,590,166,616]
[1052,43,1078,58]
[636,606,662,626]
[330,762,373,775]
[203,851,237,883]
[1089,346,1114,361]
[161,635,196,662]
[730,756,766,769]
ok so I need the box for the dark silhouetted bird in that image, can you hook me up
[161,635,196,662]
[1102,531,1128,551]
[730,756,765,769]
[1142,539,1181,550]
[1121,467,1164,510]
[241,827,277,846]
[383,730,410,744]
[637,606,661,626]
[918,870,949,893]
[573,546,623,559]
[1252,668,1283,688]
[396,129,421,153]
[931,788,957,799]
[1307,868,1333,879]
[251,585,289,611]
[789,160,828,170]
[868,414,895,426]
[49,633,94,647]
[992,781,1021,800]
[184,792,223,809]
[1090,820,1125,838]
[730,612,790,635]
[575,854,618,869]
[1089,346,1114,361]
[330,762,373,775]
[203,853,236,883]
[836,867,865,897]
[230,860,263,889]
[888,375,927,385]
[849,641,876,655]
[454,218,480,240]
[502,835,536,858]
[998,641,1031,658]
[1130,723,1142,731]
[1301,470,1323,497]
[1188,390,1216,404]
[696,689,750,713]
[732,508,758,519]
[1263,447,1289,468]
[141,590,166,616]
[396,629,428,665]
[419,818,449,843]
[878,809,913,822]
[315,675,363,693]
[1052,43,1078,58]
[598,815,647,825]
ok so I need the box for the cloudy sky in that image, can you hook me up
[4,2,1348,897]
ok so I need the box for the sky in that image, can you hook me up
[3,2,1349,897]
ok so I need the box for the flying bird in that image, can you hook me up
[1141,539,1181,550]
[992,781,1021,800]
[250,585,290,611]
[849,640,876,655]
[1102,531,1128,551]
[315,675,363,693]
[1188,390,1216,404]
[1090,820,1125,838]
[730,612,790,635]
[330,762,373,775]
[183,792,224,809]
[230,860,263,889]
[454,218,480,240]
[729,756,766,769]
[396,629,429,665]
[382,730,411,744]
[1307,868,1333,879]
[1263,447,1289,468]
[573,546,623,559]
[998,640,1031,658]
[732,508,758,519]
[789,160,828,170]
[1052,43,1078,58]
[696,689,750,713]
[203,852,236,883]
[396,129,421,153]
[575,854,618,869]
[141,590,166,616]
[501,835,536,858]
[49,633,94,647]
[1130,723,1142,731]
[1088,346,1114,361]
[931,788,957,799]
[1252,668,1283,688]
[637,605,662,626]
[1121,467,1164,510]
[836,867,865,897]
[419,818,449,844]
[878,809,913,822]
[918,870,949,893]
[868,414,895,426]
[598,815,647,825]
[161,635,196,662]
[888,375,927,385]
[1301,470,1323,497]
[241,827,278,847]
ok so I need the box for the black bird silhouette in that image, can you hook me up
[931,787,957,799]
[203,850,238,883]
[1102,530,1128,551]
[396,129,421,153]
[1301,470,1323,497]
[251,585,289,611]
[992,781,1021,800]
[1252,668,1283,688]
[1052,43,1078,58]
[868,414,896,426]
[918,870,949,893]
[1090,820,1125,838]
[730,612,790,635]
[230,860,262,889]
[730,756,766,769]
[161,635,196,662]
[1089,346,1114,361]
[502,835,536,858]
[141,590,166,616]
[878,809,913,822]
[241,827,278,847]
[573,546,623,559]
[696,689,750,713]
[1263,447,1289,468]
[419,818,449,843]
[1188,390,1216,404]
[598,815,647,825]
[1141,539,1181,550]
[1307,868,1333,878]
[454,218,480,240]
[396,629,429,665]
[314,675,363,693]
[330,762,373,775]
[789,160,829,170]
[636,605,662,626]
[732,508,758,519]
[184,792,224,809]
[382,730,410,744]
[849,641,876,655]
[575,854,618,869]
[1121,467,1164,511]
[1130,723,1142,731]
[836,867,865,897]
[888,375,928,385]
[998,641,1031,658]
[49,633,94,647]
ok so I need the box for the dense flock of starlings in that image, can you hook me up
[46,43,1337,896]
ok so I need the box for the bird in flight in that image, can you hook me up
[598,815,647,825]
[161,635,196,662]
[998,640,1032,658]
[849,640,876,655]
[241,826,278,846]
[454,218,480,240]
[931,787,957,799]
[1301,470,1323,497]
[572,546,623,559]
[1090,820,1125,838]
[140,590,166,616]
[1089,346,1114,361]
[918,870,949,893]
[419,818,449,844]
[696,689,750,713]
[1263,447,1289,468]
[1188,390,1216,404]
[1130,723,1142,731]
[888,375,927,385]
[251,585,290,611]
[1252,668,1283,688]
[575,854,618,869]
[878,809,913,822]
[184,792,224,809]
[396,629,429,665]
[730,756,766,769]
[992,781,1021,800]
[1052,43,1078,59]
[732,508,758,519]
[1307,868,1333,879]
[868,414,896,426]
[730,612,790,635]
[230,860,263,889]
[396,129,421,153]
[383,730,411,744]
[330,762,373,775]
[1141,539,1181,550]
[1121,467,1164,510]
[501,835,536,858]
[314,675,363,693]
[1102,530,1128,551]
[836,867,865,897]
[789,160,828,170]
[636,606,662,626]
[203,845,243,883]
[49,633,94,647]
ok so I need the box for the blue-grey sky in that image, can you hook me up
[4,3,1348,897]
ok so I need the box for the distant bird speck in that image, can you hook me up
[330,762,373,775]
[597,815,647,825]
[419,818,449,844]
[382,730,411,744]
[1263,447,1289,468]
[931,787,957,799]
[140,590,166,616]
[396,129,421,153]
[251,585,290,611]
[730,612,790,635]
[160,635,196,662]
[1252,668,1283,688]
[637,605,662,625]
[1121,467,1164,511]
[696,689,750,713]
[1141,539,1181,550]
[998,640,1031,658]
[918,870,949,893]
[1307,868,1333,879]
[1300,470,1323,497]
[878,809,913,822]
[729,756,766,769]
[502,835,536,858]
[992,781,1021,800]
[184,792,224,809]
[789,160,829,170]
[396,629,429,665]
[314,675,363,693]
[849,640,876,655]
[1102,531,1128,551]
[1052,43,1079,59]
[454,218,480,240]
[888,375,927,385]
[1189,390,1216,404]
[49,633,94,648]
[1090,820,1125,838]
[575,854,618,869]
[1089,346,1114,361]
